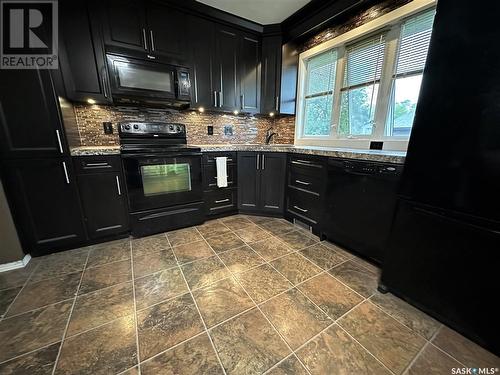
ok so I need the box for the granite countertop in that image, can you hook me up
[70,144,406,164]
[70,146,121,156]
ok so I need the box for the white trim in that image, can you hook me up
[0,254,31,273]
[295,0,436,151]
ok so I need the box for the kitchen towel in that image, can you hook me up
[215,157,228,188]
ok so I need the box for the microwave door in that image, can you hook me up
[111,59,176,99]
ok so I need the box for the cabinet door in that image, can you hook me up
[1,158,86,256]
[259,153,286,214]
[214,25,240,112]
[100,0,147,52]
[78,173,129,239]
[0,69,67,158]
[261,35,282,114]
[59,0,111,103]
[239,33,260,113]
[146,1,186,61]
[237,152,260,211]
[188,16,216,109]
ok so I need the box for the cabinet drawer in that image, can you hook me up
[203,152,237,165]
[289,155,325,179]
[73,155,122,174]
[288,169,323,196]
[205,189,237,215]
[286,188,321,224]
[203,164,237,190]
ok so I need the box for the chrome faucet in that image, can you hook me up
[265,127,277,144]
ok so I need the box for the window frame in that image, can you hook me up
[295,0,436,151]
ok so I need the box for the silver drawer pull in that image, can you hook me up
[295,180,311,186]
[55,130,64,154]
[62,162,70,184]
[293,205,308,213]
[115,175,122,195]
[86,162,110,167]
[215,199,230,204]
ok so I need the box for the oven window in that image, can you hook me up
[116,63,173,92]
[141,164,192,196]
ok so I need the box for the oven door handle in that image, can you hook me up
[121,152,202,159]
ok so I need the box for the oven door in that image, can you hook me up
[107,54,176,100]
[122,153,202,212]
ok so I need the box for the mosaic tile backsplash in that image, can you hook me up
[68,104,296,147]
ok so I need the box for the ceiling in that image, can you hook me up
[196,0,311,25]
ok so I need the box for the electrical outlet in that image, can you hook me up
[370,141,383,150]
[223,125,233,136]
[103,122,113,134]
[207,125,213,135]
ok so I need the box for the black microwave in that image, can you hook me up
[106,54,191,108]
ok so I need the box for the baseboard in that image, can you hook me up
[0,254,31,273]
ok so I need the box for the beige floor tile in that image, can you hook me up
[0,287,21,317]
[275,230,318,250]
[432,326,500,368]
[220,216,254,230]
[271,253,321,285]
[193,278,253,327]
[300,243,346,270]
[236,264,292,304]
[86,240,130,268]
[298,273,363,319]
[79,259,131,294]
[133,249,177,278]
[266,355,308,375]
[0,342,60,375]
[218,245,264,274]
[249,237,292,261]
[137,294,204,360]
[67,282,134,336]
[407,344,462,375]
[260,288,331,349]
[196,219,232,239]
[131,235,170,258]
[234,225,272,243]
[140,334,222,375]
[206,232,246,253]
[211,308,290,374]
[329,260,380,297]
[172,240,214,264]
[56,316,137,375]
[167,228,203,247]
[181,256,231,290]
[338,301,426,374]
[135,267,188,310]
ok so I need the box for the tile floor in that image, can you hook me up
[0,214,498,374]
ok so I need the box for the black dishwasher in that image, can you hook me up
[322,158,403,264]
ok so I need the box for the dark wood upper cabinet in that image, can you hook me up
[240,34,261,113]
[215,25,240,112]
[279,41,299,115]
[59,0,111,104]
[100,0,147,52]
[261,35,282,115]
[0,69,67,159]
[1,158,86,256]
[146,1,187,60]
[188,16,216,110]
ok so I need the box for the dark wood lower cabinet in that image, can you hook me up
[76,171,129,240]
[237,152,286,215]
[1,158,86,256]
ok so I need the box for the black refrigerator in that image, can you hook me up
[380,0,500,356]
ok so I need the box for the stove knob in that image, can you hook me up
[169,125,174,132]
[124,124,131,130]
[176,125,182,132]
[133,124,139,130]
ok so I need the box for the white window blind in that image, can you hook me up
[395,8,436,77]
[303,49,337,136]
[386,9,436,137]
[339,33,387,136]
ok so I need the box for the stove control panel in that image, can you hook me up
[119,122,186,136]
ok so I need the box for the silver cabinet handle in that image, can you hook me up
[262,154,265,170]
[55,130,63,154]
[101,66,108,98]
[146,55,156,60]
[256,154,260,170]
[295,180,311,186]
[149,30,155,51]
[85,162,110,167]
[215,199,229,204]
[142,28,148,50]
[218,91,223,107]
[293,205,308,213]
[241,94,245,110]
[276,95,279,111]
[62,162,70,184]
[214,91,218,107]
[115,175,122,196]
